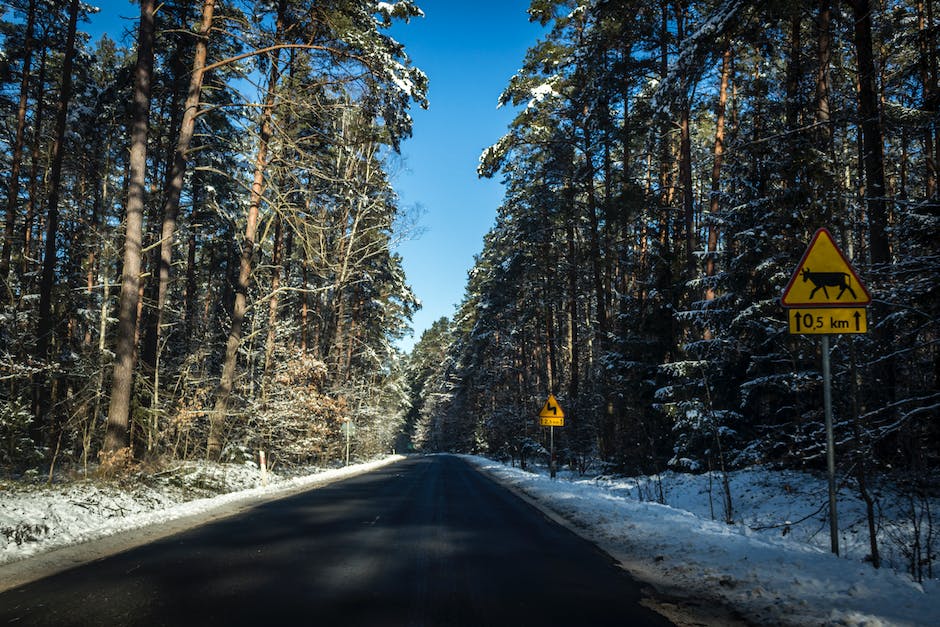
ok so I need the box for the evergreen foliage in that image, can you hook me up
[417,0,940,501]
[0,0,426,471]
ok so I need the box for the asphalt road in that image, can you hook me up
[0,455,673,626]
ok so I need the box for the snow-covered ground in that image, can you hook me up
[2,454,937,625]
[465,455,939,627]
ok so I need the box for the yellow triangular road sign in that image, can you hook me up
[781,228,871,308]
[539,394,565,426]
[539,394,564,418]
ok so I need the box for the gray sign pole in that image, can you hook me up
[781,228,870,557]
[821,334,839,555]
[549,425,556,479]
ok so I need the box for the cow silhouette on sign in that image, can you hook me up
[801,267,858,300]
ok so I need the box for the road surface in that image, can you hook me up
[0,455,673,626]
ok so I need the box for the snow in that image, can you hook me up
[464,456,939,627]
[525,78,561,111]
[375,1,424,19]
[2,455,937,625]
[1,457,403,573]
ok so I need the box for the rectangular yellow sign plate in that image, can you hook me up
[540,416,564,427]
[788,308,867,334]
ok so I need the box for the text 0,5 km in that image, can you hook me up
[788,308,868,335]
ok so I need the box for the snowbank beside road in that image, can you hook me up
[0,456,403,584]
[466,455,938,627]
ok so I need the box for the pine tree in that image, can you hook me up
[104,0,155,456]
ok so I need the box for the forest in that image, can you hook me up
[404,0,939,573]
[2,0,939,553]
[0,0,938,585]
[0,0,427,473]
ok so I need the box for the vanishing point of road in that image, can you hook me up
[0,455,674,626]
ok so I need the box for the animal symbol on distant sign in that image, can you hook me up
[801,267,858,300]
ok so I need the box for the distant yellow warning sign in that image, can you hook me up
[539,394,564,427]
[781,228,871,308]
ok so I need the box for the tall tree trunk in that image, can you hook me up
[850,0,891,264]
[544,298,557,394]
[1,0,36,287]
[582,112,616,458]
[263,215,283,396]
[582,116,607,349]
[141,0,215,376]
[541,187,558,394]
[301,259,309,354]
[344,295,359,378]
[850,0,897,410]
[329,200,357,376]
[704,44,731,322]
[658,0,675,212]
[84,139,106,349]
[918,0,937,201]
[676,1,694,273]
[655,1,677,362]
[784,12,802,193]
[679,107,693,269]
[104,0,156,454]
[816,0,833,149]
[33,0,80,442]
[183,187,201,345]
[23,47,47,282]
[565,180,579,406]
[933,0,939,207]
[815,0,838,227]
[209,10,284,460]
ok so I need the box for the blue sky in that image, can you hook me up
[387,1,542,351]
[84,1,542,353]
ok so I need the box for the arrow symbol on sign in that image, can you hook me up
[853,310,861,331]
[539,394,565,420]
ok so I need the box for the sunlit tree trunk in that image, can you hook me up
[704,44,731,333]
[209,5,284,460]
[141,0,216,377]
[104,0,156,454]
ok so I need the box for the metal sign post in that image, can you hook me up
[782,227,871,556]
[821,335,839,555]
[539,394,565,479]
[549,426,555,479]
